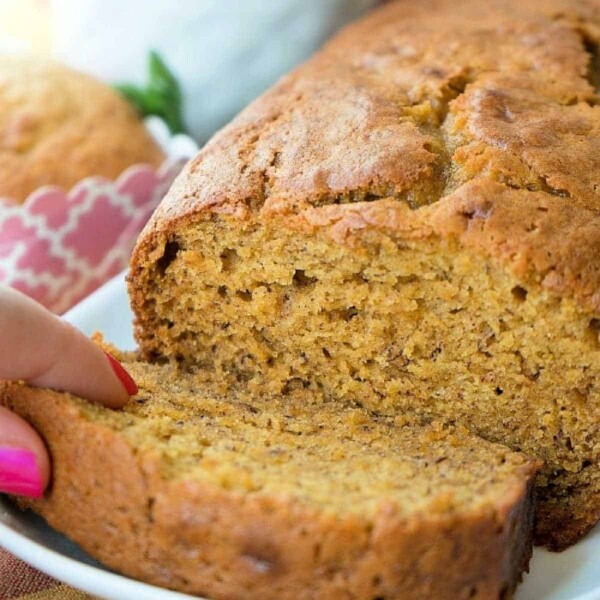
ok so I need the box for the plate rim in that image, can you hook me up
[0,513,201,600]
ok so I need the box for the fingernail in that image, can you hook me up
[104,351,138,396]
[0,447,43,499]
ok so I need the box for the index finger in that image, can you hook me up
[0,286,135,408]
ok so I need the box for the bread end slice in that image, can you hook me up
[1,354,538,600]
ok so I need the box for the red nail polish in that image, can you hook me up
[104,352,138,396]
[0,447,43,499]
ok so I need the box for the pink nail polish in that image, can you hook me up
[0,447,43,499]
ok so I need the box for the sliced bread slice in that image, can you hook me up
[1,350,538,600]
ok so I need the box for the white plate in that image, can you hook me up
[0,271,599,600]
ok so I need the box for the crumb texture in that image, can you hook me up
[130,0,600,550]
[0,356,537,599]
[0,57,164,203]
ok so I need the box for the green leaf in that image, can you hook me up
[149,51,180,97]
[114,51,187,135]
[114,83,151,114]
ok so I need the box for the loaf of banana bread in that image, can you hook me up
[0,352,538,600]
[129,0,600,550]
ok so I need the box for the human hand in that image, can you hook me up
[0,286,137,499]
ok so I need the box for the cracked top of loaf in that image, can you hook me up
[134,0,600,312]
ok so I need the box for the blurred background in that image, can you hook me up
[0,0,377,141]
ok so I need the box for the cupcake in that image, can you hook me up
[0,56,165,204]
[0,55,196,312]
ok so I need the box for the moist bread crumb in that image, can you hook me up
[0,57,164,204]
[0,352,538,600]
[129,0,600,550]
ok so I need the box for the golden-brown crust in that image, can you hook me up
[132,0,600,314]
[0,381,538,599]
[0,57,164,204]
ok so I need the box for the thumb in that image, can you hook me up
[0,405,49,498]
